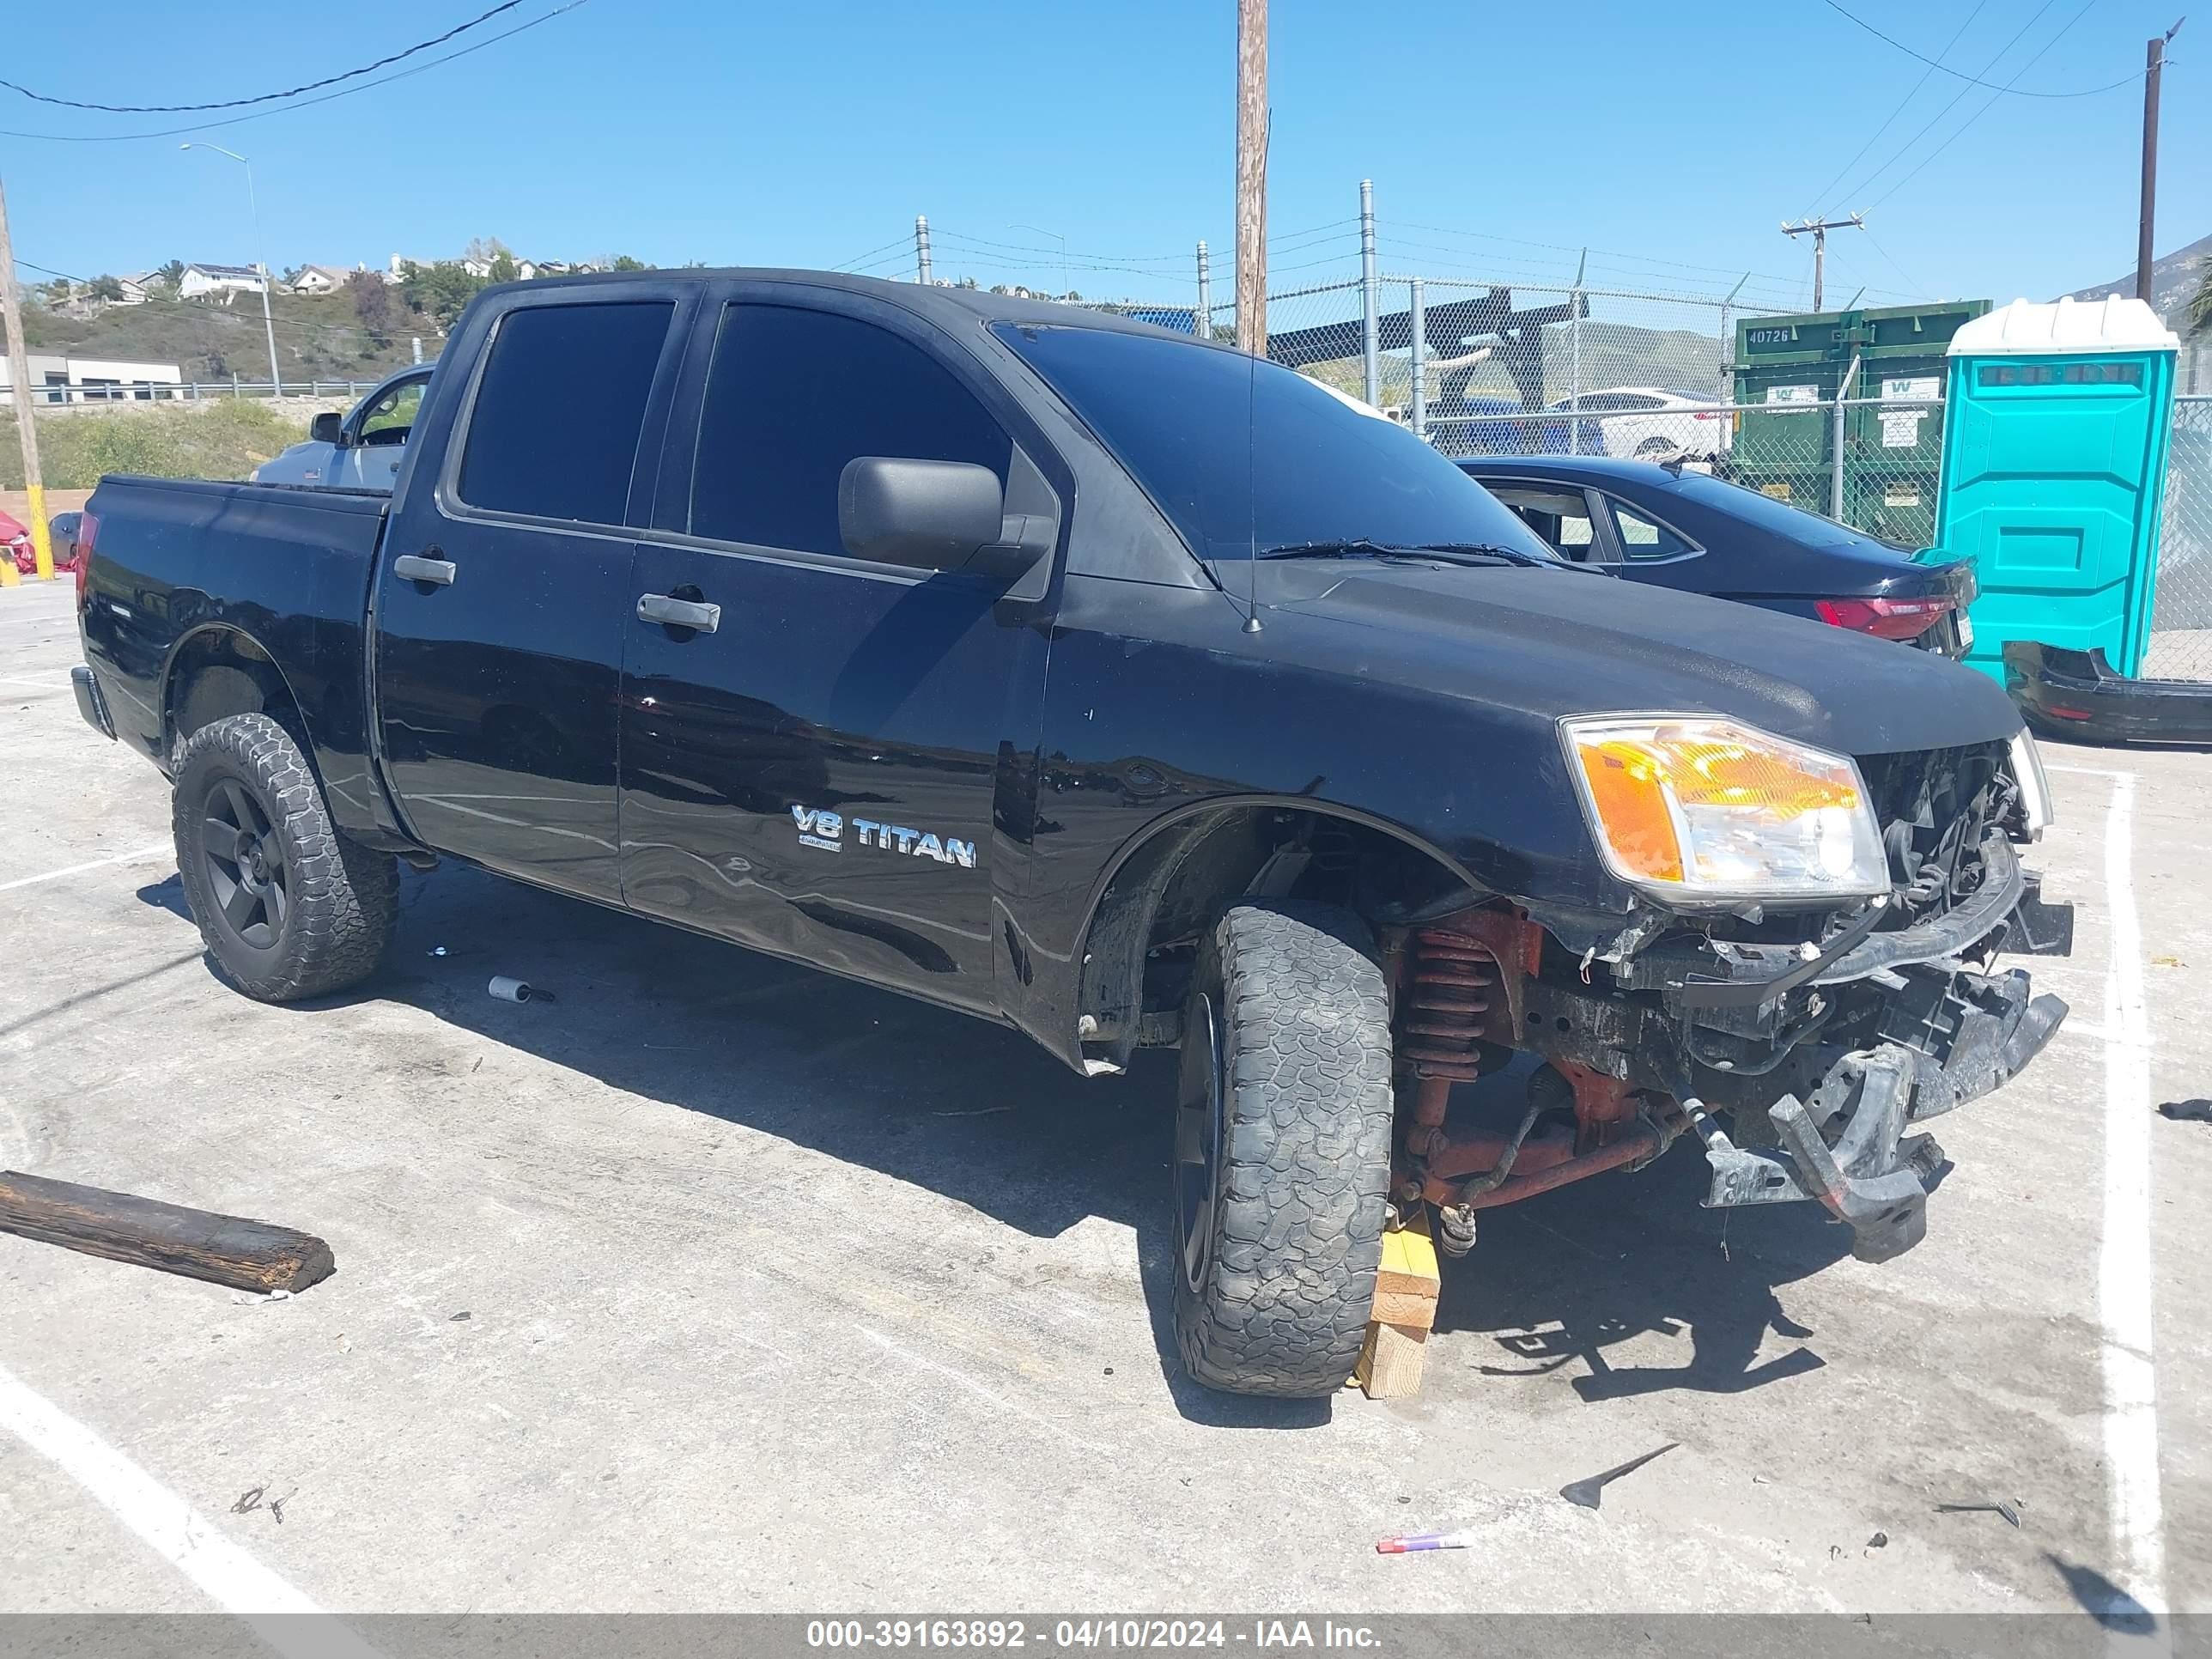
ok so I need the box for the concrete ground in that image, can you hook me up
[3,573,2209,1618]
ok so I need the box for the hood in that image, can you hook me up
[1249,559,2022,758]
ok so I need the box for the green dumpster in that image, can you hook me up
[1731,301,1987,538]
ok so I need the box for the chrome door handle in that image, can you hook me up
[636,593,720,633]
[392,554,456,586]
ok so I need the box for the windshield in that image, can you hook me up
[994,323,1558,564]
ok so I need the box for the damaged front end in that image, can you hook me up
[1381,736,2074,1263]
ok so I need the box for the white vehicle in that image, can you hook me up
[1547,386,1730,461]
[253,366,433,492]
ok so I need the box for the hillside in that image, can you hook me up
[2063,230,2209,333]
[21,287,434,386]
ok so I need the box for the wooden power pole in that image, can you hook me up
[2138,21,2182,304]
[1235,0,1267,355]
[1781,213,1865,313]
[0,175,55,583]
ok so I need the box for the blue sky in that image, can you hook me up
[3,0,2203,314]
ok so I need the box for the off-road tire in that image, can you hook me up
[172,713,398,1001]
[1171,902,1395,1396]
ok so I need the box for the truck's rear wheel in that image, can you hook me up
[172,713,398,1001]
[1172,902,1395,1396]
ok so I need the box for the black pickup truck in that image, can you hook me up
[72,270,2072,1397]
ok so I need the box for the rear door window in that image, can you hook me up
[1486,483,1601,562]
[690,303,1012,556]
[457,301,674,525]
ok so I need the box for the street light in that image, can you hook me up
[181,143,282,393]
[1009,222,1069,300]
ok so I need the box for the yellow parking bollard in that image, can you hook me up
[27,481,52,580]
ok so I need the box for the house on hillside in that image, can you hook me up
[179,263,267,302]
[386,252,545,283]
[287,264,357,296]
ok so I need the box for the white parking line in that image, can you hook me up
[0,842,172,895]
[2098,774,2166,1620]
[0,1358,384,1657]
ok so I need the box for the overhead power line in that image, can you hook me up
[0,2,589,143]
[2,2,526,113]
[1868,0,2105,209]
[1819,0,2143,96]
[1805,0,1987,216]
[1837,0,2061,206]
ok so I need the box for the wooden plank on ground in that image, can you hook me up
[1356,1213,1442,1398]
[0,1170,334,1294]
[1354,1320,1430,1399]
[1369,1213,1442,1331]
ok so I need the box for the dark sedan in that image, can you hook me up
[1457,455,1976,656]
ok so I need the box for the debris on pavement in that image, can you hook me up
[0,1170,334,1294]
[489,975,555,1004]
[1560,1442,1680,1510]
[1868,1531,1889,1548]
[1936,1499,2021,1528]
[1376,1528,1480,1554]
[2157,1098,2212,1123]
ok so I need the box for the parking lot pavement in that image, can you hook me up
[3,572,2209,1617]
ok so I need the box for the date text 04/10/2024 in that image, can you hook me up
[803,1621,1382,1651]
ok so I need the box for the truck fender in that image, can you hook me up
[1068,793,1488,1067]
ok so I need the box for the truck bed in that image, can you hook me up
[78,476,394,842]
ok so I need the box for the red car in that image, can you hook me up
[3,507,84,576]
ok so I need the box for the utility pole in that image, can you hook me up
[915,216,933,286]
[1781,212,1865,312]
[2139,20,2183,304]
[181,144,281,392]
[1195,240,1212,343]
[1235,0,1267,355]
[0,174,54,583]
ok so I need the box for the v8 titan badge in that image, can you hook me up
[792,805,977,868]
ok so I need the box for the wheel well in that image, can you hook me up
[1076,805,1480,1066]
[164,629,310,773]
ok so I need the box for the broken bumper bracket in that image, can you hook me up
[1698,1049,1942,1263]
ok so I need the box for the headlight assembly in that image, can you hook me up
[1562,715,1888,902]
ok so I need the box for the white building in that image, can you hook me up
[0,353,185,405]
[179,263,268,301]
[288,264,356,296]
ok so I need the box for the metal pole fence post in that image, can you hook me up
[915,216,933,285]
[1567,249,1586,456]
[411,337,423,365]
[1359,179,1380,406]
[1196,240,1212,343]
[1409,278,1427,443]
[1832,353,1860,520]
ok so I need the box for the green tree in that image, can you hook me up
[155,259,185,292]
[611,254,647,272]
[398,260,485,331]
[486,251,519,284]
[88,275,125,301]
[2190,265,2212,337]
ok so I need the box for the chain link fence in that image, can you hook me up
[2144,396,2212,682]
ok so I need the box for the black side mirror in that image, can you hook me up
[839,457,1010,573]
[309,411,343,446]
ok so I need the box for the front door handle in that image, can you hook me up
[392,554,456,586]
[636,593,720,634]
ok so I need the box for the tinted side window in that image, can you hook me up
[458,301,673,524]
[691,304,1011,555]
[1605,497,1696,560]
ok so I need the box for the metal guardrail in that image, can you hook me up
[4,380,386,407]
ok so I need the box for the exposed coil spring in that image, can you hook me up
[1397,930,1498,1083]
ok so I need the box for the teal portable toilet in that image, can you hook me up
[1935,295,2180,684]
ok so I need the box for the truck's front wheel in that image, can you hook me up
[1172,902,1395,1396]
[172,713,398,1001]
